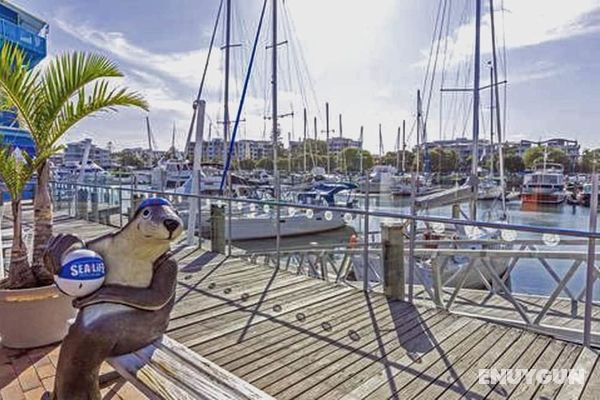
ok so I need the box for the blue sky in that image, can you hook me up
[13,0,600,153]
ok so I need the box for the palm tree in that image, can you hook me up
[0,43,148,288]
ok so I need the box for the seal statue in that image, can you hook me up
[44,198,183,400]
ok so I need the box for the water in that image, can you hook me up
[360,194,600,300]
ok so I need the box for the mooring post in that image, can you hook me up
[382,222,405,301]
[211,204,226,254]
[76,188,88,219]
[90,190,99,222]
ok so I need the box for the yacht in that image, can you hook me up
[151,158,192,190]
[359,165,398,193]
[391,174,439,197]
[521,163,566,205]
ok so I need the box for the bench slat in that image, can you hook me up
[109,335,274,400]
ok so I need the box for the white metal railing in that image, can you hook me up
[49,179,600,347]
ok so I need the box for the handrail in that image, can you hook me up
[52,180,600,239]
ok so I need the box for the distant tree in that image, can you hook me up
[341,148,374,172]
[578,149,600,173]
[255,158,272,170]
[115,151,144,168]
[523,146,569,170]
[502,153,525,173]
[429,147,459,174]
[238,158,255,171]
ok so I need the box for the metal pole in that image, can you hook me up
[470,0,482,221]
[338,113,343,138]
[408,164,417,301]
[363,171,370,292]
[326,102,330,173]
[489,65,494,179]
[583,173,598,347]
[272,0,280,268]
[402,119,406,173]
[490,0,507,216]
[118,173,123,227]
[187,100,205,246]
[303,108,307,173]
[359,126,364,175]
[223,0,233,255]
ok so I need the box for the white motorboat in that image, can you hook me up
[359,165,398,193]
[521,163,566,205]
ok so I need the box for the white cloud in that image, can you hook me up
[426,0,600,66]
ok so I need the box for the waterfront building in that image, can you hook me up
[506,138,580,166]
[0,1,47,156]
[64,139,113,168]
[424,138,491,161]
[188,138,273,162]
[327,137,362,154]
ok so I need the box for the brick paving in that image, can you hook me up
[0,344,146,400]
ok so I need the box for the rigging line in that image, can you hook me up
[220,0,268,192]
[438,0,453,140]
[423,0,448,129]
[282,5,311,117]
[501,0,508,141]
[421,0,444,101]
[283,1,323,124]
[183,0,224,156]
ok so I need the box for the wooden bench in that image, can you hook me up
[108,335,274,400]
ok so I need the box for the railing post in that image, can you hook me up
[382,222,405,301]
[583,173,598,347]
[408,173,418,302]
[90,190,99,222]
[76,188,88,220]
[211,204,226,254]
[276,171,281,269]
[363,172,370,292]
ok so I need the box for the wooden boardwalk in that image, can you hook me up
[1,215,600,399]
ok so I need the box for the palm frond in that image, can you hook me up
[0,43,41,134]
[0,147,34,199]
[34,52,127,145]
[47,80,148,146]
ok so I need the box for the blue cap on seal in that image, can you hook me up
[137,197,173,214]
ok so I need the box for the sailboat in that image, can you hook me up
[352,0,511,290]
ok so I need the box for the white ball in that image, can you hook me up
[54,249,106,297]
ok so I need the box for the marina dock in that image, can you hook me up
[1,214,599,399]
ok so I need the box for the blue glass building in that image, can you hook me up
[0,1,48,200]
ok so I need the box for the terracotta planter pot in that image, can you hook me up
[0,284,76,349]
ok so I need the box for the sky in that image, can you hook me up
[12,0,600,153]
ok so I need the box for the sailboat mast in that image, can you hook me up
[416,90,421,174]
[378,124,383,158]
[470,0,482,220]
[271,0,278,178]
[490,0,507,215]
[402,119,406,173]
[223,0,232,168]
[325,102,330,173]
[359,126,364,174]
[303,108,307,173]
[396,127,401,170]
[489,65,494,178]
[339,114,343,138]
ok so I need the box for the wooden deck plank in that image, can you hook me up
[180,284,354,348]
[170,279,341,343]
[555,347,599,400]
[222,298,425,380]
[530,342,581,400]
[385,323,511,400]
[261,311,453,399]
[579,349,600,400]
[484,336,555,400]
[320,318,486,400]
[477,335,565,400]
[201,291,382,363]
